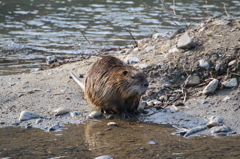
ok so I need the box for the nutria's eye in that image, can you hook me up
[122,70,128,76]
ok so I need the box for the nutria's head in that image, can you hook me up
[113,66,149,97]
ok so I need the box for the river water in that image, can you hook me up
[0,0,240,76]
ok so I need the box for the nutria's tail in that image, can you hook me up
[69,72,85,91]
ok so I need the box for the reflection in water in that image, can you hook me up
[0,0,240,75]
[0,120,240,158]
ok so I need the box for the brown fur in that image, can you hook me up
[84,56,148,117]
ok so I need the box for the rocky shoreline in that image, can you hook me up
[1,17,240,137]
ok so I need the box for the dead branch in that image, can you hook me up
[125,27,138,47]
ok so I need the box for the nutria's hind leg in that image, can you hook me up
[130,108,140,115]
[122,110,135,118]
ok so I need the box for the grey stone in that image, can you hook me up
[48,124,61,131]
[186,75,201,86]
[202,79,219,95]
[210,126,231,133]
[184,125,208,137]
[222,78,238,88]
[199,59,210,70]
[169,28,185,39]
[36,119,43,124]
[88,111,102,119]
[19,110,39,121]
[95,155,113,159]
[124,54,140,64]
[177,32,196,49]
[46,55,58,65]
[54,108,69,116]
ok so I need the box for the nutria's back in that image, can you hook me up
[84,56,148,117]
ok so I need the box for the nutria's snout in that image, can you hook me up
[143,81,149,88]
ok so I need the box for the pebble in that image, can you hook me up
[145,46,155,52]
[199,59,210,70]
[48,124,61,131]
[169,28,185,39]
[223,96,231,102]
[36,119,43,124]
[158,95,168,102]
[152,100,162,105]
[19,110,39,121]
[185,75,201,86]
[30,68,42,73]
[138,64,147,69]
[152,32,171,39]
[202,79,219,95]
[210,126,231,133]
[222,78,238,88]
[11,122,20,126]
[206,121,221,128]
[146,101,154,107]
[177,32,196,49]
[46,55,58,65]
[209,116,224,123]
[148,141,158,145]
[88,111,102,119]
[228,60,236,66]
[107,122,118,126]
[215,63,221,71]
[97,132,104,135]
[124,54,140,64]
[70,111,81,117]
[95,155,113,159]
[54,108,69,116]
[213,19,231,25]
[168,47,179,53]
[184,125,208,137]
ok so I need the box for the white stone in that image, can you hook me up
[124,55,140,64]
[54,108,69,116]
[177,32,196,49]
[145,45,155,52]
[199,59,210,70]
[223,96,231,102]
[202,79,219,95]
[107,122,118,126]
[19,110,39,121]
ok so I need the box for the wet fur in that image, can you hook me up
[84,56,148,117]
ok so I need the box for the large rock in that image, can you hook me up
[222,78,238,88]
[177,32,196,49]
[202,79,219,95]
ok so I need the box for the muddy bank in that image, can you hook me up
[1,17,240,137]
[1,120,240,159]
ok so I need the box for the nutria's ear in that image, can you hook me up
[122,70,128,76]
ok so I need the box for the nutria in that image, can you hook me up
[70,56,148,118]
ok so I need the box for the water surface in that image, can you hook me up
[0,0,240,75]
